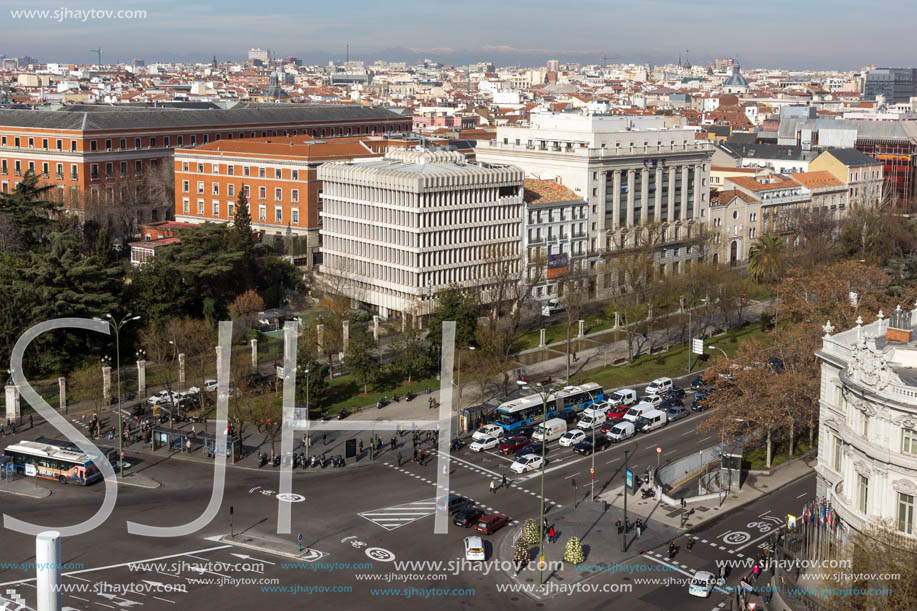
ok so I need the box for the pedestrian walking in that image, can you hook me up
[752,563,761,582]
[548,525,556,543]
[636,519,643,537]
[502,474,508,489]
[489,480,496,494]
[359,440,364,454]
[625,517,631,532]
[616,520,623,534]
[323,433,327,446]
[573,352,577,362]
[397,452,403,467]
[28,415,33,429]
[543,517,549,533]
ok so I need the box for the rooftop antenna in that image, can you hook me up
[678,51,681,68]
[346,44,349,64]
[685,49,690,68]
[89,48,101,68]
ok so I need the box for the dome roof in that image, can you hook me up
[724,65,748,87]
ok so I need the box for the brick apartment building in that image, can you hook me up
[173,135,466,267]
[0,103,409,232]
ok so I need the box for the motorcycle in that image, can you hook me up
[272,455,280,467]
[406,391,416,401]
[338,408,351,420]
[310,455,319,468]
[320,454,329,468]
[450,438,464,451]
[641,487,656,499]
[392,394,400,402]
[292,454,300,468]
[257,452,267,468]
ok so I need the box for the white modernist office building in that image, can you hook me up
[815,307,917,542]
[318,149,524,320]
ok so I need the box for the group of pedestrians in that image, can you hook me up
[488,474,510,494]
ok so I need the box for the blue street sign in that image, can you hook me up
[298,533,303,542]
[625,468,634,490]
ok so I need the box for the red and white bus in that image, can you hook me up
[3,440,104,485]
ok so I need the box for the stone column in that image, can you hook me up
[137,360,146,396]
[401,315,406,333]
[614,311,620,328]
[668,167,677,222]
[250,339,259,370]
[5,384,20,424]
[680,166,689,221]
[539,328,546,348]
[693,165,702,219]
[316,324,324,352]
[640,169,650,224]
[178,353,186,389]
[102,366,112,405]
[373,315,380,341]
[625,170,635,226]
[58,377,66,414]
[654,167,663,222]
[578,319,585,338]
[342,320,350,353]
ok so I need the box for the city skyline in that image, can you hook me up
[3,0,917,69]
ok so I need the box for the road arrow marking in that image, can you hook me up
[230,553,275,565]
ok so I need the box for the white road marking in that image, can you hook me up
[563,472,580,480]
[681,431,694,436]
[606,458,621,464]
[664,450,677,456]
[796,492,808,499]
[758,510,771,518]
[735,528,778,552]
[153,597,176,604]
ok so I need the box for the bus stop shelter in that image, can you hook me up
[151,427,197,453]
[197,432,242,464]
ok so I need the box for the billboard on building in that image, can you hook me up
[547,253,568,279]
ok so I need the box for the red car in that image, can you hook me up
[605,405,630,421]
[474,513,509,535]
[499,436,530,455]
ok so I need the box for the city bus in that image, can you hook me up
[3,440,104,485]
[495,383,604,432]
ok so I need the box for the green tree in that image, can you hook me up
[748,233,786,284]
[15,231,122,374]
[427,285,479,349]
[233,187,253,244]
[394,328,433,383]
[296,334,328,411]
[0,170,57,251]
[256,257,303,309]
[345,324,378,394]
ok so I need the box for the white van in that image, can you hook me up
[645,377,673,396]
[577,408,607,431]
[606,388,637,407]
[635,409,667,433]
[606,421,635,442]
[623,403,655,423]
[532,418,567,443]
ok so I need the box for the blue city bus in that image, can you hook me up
[495,383,604,432]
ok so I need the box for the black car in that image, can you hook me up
[573,437,610,455]
[690,377,706,390]
[663,387,686,401]
[555,411,579,424]
[453,508,485,528]
[437,494,474,514]
[515,426,535,438]
[659,397,683,411]
[516,442,548,458]
[691,399,707,412]
[130,404,146,417]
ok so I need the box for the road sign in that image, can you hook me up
[625,468,634,490]
[590,467,594,480]
[298,533,302,542]
[692,338,703,355]
[656,447,661,454]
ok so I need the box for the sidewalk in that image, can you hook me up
[496,453,815,600]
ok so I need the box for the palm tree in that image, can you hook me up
[748,234,785,284]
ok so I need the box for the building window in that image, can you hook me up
[177,136,183,146]
[182,198,190,214]
[0,160,5,174]
[12,137,20,148]
[243,166,250,177]
[135,138,141,149]
[227,202,235,218]
[41,138,48,149]
[182,180,190,193]
[197,199,204,215]
[197,163,204,173]
[259,187,266,200]
[274,188,282,201]
[28,138,34,148]
[90,164,98,179]
[104,139,111,150]
[258,205,266,221]
[135,160,142,175]
[903,428,917,456]
[899,493,915,535]
[243,185,250,198]
[212,201,220,217]
[228,184,235,197]
[857,473,868,514]
[197,181,204,194]
[292,208,299,224]
[71,164,78,180]
[292,170,299,180]
[833,435,843,472]
[105,162,113,177]
[274,207,282,223]
[120,161,128,176]
[164,136,170,147]
[275,168,282,179]
[291,189,299,203]
[259,167,266,178]
[212,183,220,196]
[55,163,63,179]
[183,162,189,172]
[228,166,234,176]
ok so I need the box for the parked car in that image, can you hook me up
[185,386,200,395]
[665,405,690,422]
[472,425,504,442]
[474,513,509,535]
[606,421,635,442]
[573,436,610,455]
[637,394,664,409]
[499,436,531,455]
[453,508,485,528]
[532,418,567,443]
[559,429,586,447]
[576,408,606,431]
[514,426,535,439]
[147,391,176,406]
[690,377,706,390]
[605,405,631,421]
[204,379,219,392]
[464,536,486,561]
[437,495,474,514]
[510,454,547,473]
[555,410,579,425]
[606,388,637,407]
[659,397,684,411]
[624,403,656,423]
[644,377,673,396]
[634,409,667,433]
[469,435,501,452]
[688,571,717,598]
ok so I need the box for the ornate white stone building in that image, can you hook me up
[318,149,524,320]
[815,306,917,541]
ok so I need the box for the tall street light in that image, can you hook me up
[304,368,310,461]
[517,379,552,590]
[103,312,141,478]
[456,345,475,434]
[707,345,728,358]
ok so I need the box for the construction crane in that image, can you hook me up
[89,48,101,68]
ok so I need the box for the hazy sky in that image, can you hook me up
[2,0,916,69]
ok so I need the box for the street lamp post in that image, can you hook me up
[517,379,551,590]
[456,346,475,413]
[622,448,629,552]
[304,368,310,461]
[103,313,141,479]
[707,345,728,358]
